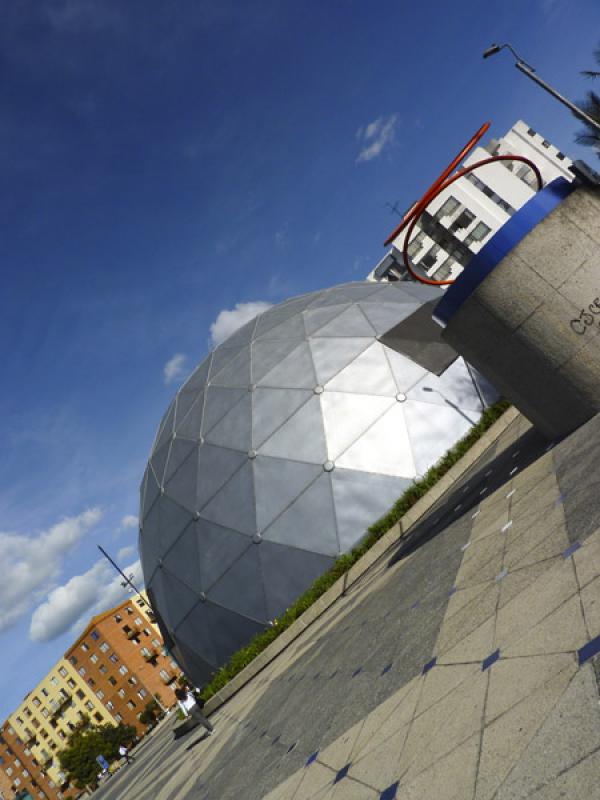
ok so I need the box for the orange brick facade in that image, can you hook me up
[64,596,182,734]
[0,723,60,800]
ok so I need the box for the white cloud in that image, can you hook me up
[120,514,138,530]
[117,545,135,561]
[163,353,188,385]
[30,557,144,642]
[209,301,272,347]
[0,508,102,634]
[356,114,398,162]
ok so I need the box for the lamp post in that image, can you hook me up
[483,43,600,134]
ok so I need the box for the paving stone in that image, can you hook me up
[348,724,409,791]
[475,664,575,800]
[437,616,496,665]
[485,653,576,723]
[398,733,480,800]
[495,558,579,647]
[497,560,559,609]
[502,594,589,658]
[495,666,600,800]
[415,662,480,717]
[351,678,420,760]
[524,748,600,800]
[435,585,499,655]
[294,761,336,799]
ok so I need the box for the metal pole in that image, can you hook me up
[515,62,600,134]
[97,545,148,605]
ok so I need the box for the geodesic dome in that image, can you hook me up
[139,281,494,685]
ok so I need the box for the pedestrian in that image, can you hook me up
[119,744,133,764]
[174,686,214,735]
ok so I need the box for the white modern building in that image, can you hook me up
[369,120,574,283]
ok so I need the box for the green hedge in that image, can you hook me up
[200,398,511,703]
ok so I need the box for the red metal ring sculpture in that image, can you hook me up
[399,155,544,286]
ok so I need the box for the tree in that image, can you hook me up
[139,699,161,727]
[576,45,600,157]
[58,719,136,790]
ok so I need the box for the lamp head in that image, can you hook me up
[483,44,502,59]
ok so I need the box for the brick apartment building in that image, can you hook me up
[63,593,181,732]
[0,594,183,800]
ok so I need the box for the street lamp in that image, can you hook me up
[483,43,600,134]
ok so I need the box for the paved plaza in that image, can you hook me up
[96,411,600,800]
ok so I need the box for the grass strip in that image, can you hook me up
[200,398,511,702]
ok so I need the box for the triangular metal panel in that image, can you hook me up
[303,304,351,336]
[407,357,486,413]
[175,391,205,440]
[257,342,317,389]
[359,301,421,336]
[310,305,375,338]
[199,460,257,535]
[252,387,313,449]
[174,389,200,428]
[196,445,248,511]
[397,282,445,304]
[150,563,201,631]
[150,441,171,487]
[163,447,198,512]
[146,493,195,556]
[384,348,428,393]
[259,540,334,619]
[331,284,382,301]
[201,601,265,666]
[202,386,247,434]
[181,356,212,394]
[253,455,322,531]
[209,346,251,388]
[325,342,397,397]
[208,545,269,623]
[163,438,197,484]
[170,627,218,683]
[142,464,161,519]
[403,398,477,476]
[251,338,303,384]
[204,392,252,451]
[309,337,372,385]
[336,403,416,477]
[258,395,327,464]
[321,391,394,461]
[262,473,339,556]
[161,519,252,596]
[219,316,258,349]
[209,344,245,381]
[154,401,176,452]
[254,313,306,342]
[332,468,410,552]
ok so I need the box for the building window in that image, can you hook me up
[527,127,536,136]
[419,244,440,269]
[159,670,170,681]
[85,702,93,711]
[76,690,84,700]
[99,665,107,674]
[69,656,77,666]
[464,221,491,248]
[126,607,133,615]
[96,691,104,701]
[32,697,41,708]
[106,701,114,711]
[557,151,565,161]
[90,654,98,664]
[58,667,68,678]
[407,231,426,259]
[94,712,103,722]
[118,690,126,699]
[13,778,20,787]
[99,643,110,653]
[115,714,122,723]
[87,678,95,687]
[78,667,85,677]
[108,677,117,687]
[126,701,136,710]
[127,677,137,686]
[152,639,161,649]
[90,631,100,641]
[58,731,66,740]
[7,767,13,776]
[137,689,147,699]
[464,173,516,215]
[41,709,49,719]
[114,614,122,623]
[80,643,89,652]
[119,666,128,676]
[109,654,119,664]
[434,196,460,220]
[134,617,143,627]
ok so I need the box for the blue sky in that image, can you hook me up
[1,0,598,720]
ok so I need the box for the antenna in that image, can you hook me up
[385,201,404,218]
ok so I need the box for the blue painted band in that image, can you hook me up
[433,177,576,327]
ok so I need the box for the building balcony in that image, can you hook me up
[125,629,139,641]
[142,649,158,662]
[49,694,71,717]
[160,673,175,685]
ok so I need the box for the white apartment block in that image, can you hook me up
[369,121,574,283]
